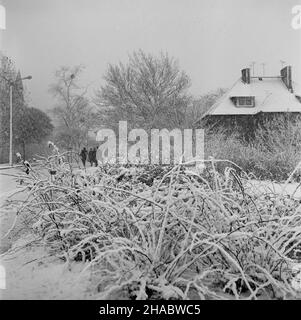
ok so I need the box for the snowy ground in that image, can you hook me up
[0,235,94,299]
[0,166,300,300]
[0,167,95,299]
[244,179,301,199]
[0,168,27,253]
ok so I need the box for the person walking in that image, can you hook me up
[88,148,94,166]
[79,147,88,168]
[92,147,98,167]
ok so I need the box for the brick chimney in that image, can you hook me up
[280,66,293,92]
[241,68,250,84]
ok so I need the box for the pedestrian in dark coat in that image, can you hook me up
[79,147,88,168]
[88,148,94,166]
[92,147,98,167]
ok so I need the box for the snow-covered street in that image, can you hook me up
[0,167,96,299]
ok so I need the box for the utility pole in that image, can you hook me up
[9,83,13,166]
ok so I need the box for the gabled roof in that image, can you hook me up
[203,77,301,117]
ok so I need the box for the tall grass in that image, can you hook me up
[206,118,301,181]
[3,142,301,300]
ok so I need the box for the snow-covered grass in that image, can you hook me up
[205,118,301,182]
[1,144,301,300]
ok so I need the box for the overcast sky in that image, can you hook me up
[0,0,300,111]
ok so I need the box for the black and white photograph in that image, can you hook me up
[1,0,301,305]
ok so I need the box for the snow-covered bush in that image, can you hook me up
[8,143,301,300]
[206,118,301,181]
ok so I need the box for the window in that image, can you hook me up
[236,96,255,107]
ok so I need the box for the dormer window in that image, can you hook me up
[235,96,255,107]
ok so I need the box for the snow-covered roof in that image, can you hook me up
[203,76,301,117]
[293,81,301,97]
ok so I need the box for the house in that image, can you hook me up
[199,65,301,136]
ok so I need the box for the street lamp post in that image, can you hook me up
[3,75,32,166]
[9,83,12,166]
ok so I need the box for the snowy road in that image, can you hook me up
[0,166,93,299]
[0,167,28,254]
[0,168,22,201]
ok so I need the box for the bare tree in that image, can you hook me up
[1,53,53,162]
[14,107,53,159]
[49,66,97,150]
[0,53,26,141]
[94,50,191,130]
[187,88,226,127]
